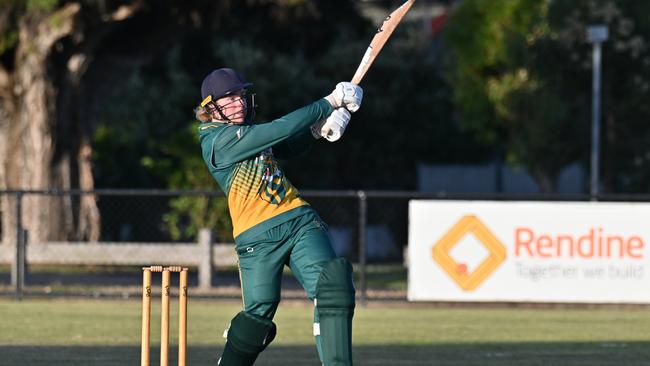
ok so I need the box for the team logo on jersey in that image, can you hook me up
[259,166,287,204]
[256,151,287,204]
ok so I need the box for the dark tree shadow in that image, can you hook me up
[1,342,649,366]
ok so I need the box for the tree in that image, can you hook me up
[443,0,650,193]
[0,0,236,244]
[560,1,650,193]
[1,1,102,244]
[443,0,584,192]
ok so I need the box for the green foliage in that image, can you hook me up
[444,0,650,192]
[94,46,232,241]
[555,0,650,193]
[94,46,197,188]
[443,0,549,141]
[443,0,586,191]
[0,0,65,56]
[25,0,57,12]
[0,0,52,10]
[162,194,232,242]
[155,122,233,241]
[0,30,17,55]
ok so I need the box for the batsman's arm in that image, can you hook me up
[200,99,333,167]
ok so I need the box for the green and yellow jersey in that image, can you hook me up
[199,99,333,240]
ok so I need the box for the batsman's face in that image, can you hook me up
[214,90,247,124]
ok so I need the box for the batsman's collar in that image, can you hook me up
[199,121,227,130]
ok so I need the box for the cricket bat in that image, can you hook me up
[323,0,415,141]
[351,0,415,84]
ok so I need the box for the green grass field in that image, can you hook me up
[1,299,650,365]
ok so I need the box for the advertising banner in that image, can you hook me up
[408,201,650,303]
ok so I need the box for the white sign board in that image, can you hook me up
[408,201,650,303]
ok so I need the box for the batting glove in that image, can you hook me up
[319,108,351,142]
[325,82,363,113]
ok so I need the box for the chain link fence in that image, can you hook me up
[0,189,410,302]
[3,189,647,302]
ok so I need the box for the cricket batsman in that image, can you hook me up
[195,68,363,365]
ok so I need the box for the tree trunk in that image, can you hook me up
[77,141,101,241]
[1,1,235,245]
[0,4,101,244]
[531,168,556,193]
[12,45,56,243]
[0,67,13,245]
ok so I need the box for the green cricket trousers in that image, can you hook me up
[235,211,337,319]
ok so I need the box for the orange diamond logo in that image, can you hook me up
[432,215,506,291]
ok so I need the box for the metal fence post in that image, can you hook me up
[11,192,25,300]
[198,228,214,290]
[18,229,27,298]
[357,190,367,307]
